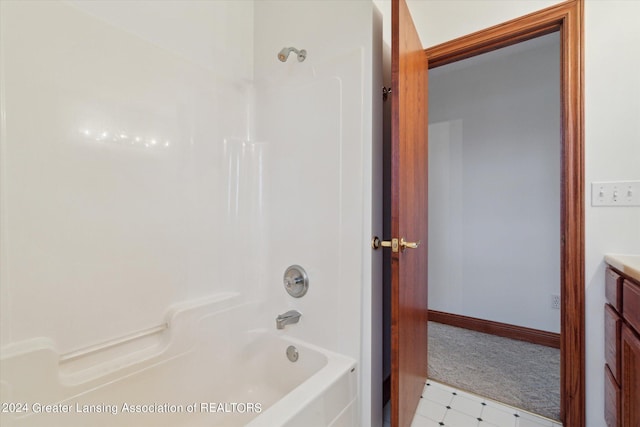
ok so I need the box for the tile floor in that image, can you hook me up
[383,380,562,427]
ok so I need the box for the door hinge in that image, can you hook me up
[382,86,392,101]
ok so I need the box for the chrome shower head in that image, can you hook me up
[277,47,307,62]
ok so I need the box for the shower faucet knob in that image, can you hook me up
[283,265,309,298]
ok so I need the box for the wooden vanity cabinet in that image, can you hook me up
[621,324,640,427]
[604,266,640,427]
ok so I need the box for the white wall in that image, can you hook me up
[584,2,640,425]
[404,1,640,425]
[428,34,561,333]
[0,0,255,353]
[252,2,381,425]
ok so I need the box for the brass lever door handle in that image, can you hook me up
[400,238,420,250]
[372,236,420,252]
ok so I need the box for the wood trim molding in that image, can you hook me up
[425,1,585,425]
[426,1,576,69]
[429,310,561,349]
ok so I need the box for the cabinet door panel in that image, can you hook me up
[605,304,622,382]
[606,268,623,311]
[621,324,640,427]
[605,365,621,427]
[622,280,640,332]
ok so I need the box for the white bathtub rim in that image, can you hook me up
[245,332,357,427]
[1,296,359,427]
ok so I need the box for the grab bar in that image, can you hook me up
[59,323,168,363]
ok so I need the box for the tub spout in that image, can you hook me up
[276,310,302,329]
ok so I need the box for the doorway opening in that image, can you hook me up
[382,1,583,426]
[427,31,562,421]
[423,1,584,425]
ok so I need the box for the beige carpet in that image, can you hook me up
[427,321,560,421]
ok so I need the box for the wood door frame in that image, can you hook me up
[424,1,584,425]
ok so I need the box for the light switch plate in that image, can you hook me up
[591,181,640,206]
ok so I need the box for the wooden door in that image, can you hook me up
[391,0,429,426]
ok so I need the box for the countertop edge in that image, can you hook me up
[605,254,640,283]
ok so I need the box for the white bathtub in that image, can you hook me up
[0,293,358,426]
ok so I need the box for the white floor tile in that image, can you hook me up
[420,380,562,427]
[443,408,482,426]
[453,389,486,404]
[422,382,456,406]
[513,411,555,427]
[428,381,458,394]
[415,397,448,422]
[450,394,484,418]
[411,413,442,427]
[480,404,519,426]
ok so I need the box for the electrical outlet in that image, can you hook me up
[551,294,561,310]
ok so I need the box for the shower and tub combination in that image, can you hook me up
[0,42,356,426]
[1,1,380,426]
[1,291,357,427]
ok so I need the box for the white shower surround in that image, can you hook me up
[0,1,381,426]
